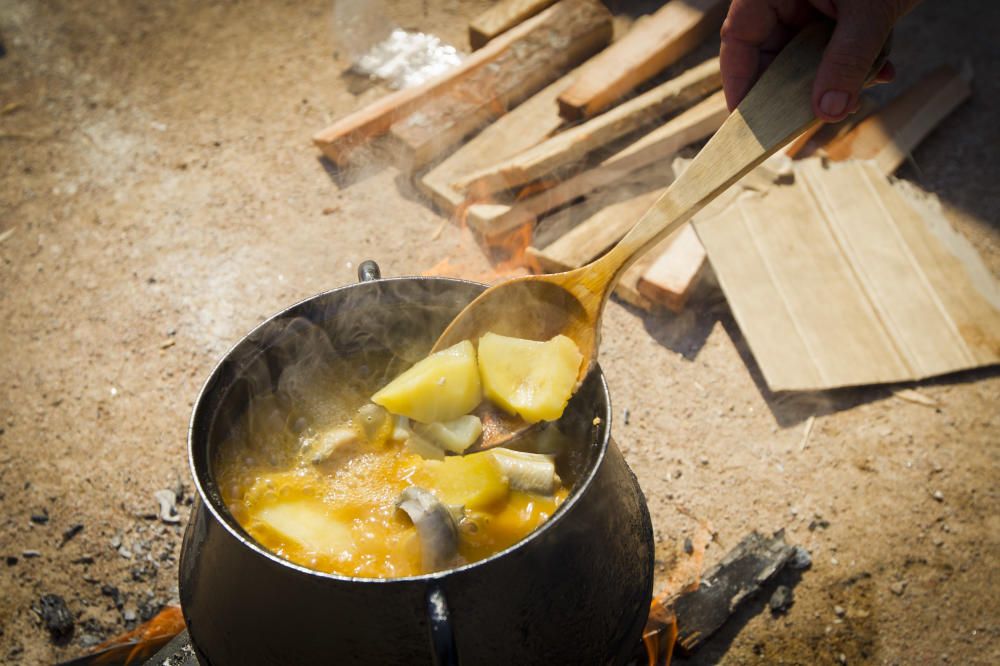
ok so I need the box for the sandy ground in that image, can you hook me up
[1,1,997,663]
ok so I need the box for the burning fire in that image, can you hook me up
[642,514,713,666]
[422,184,544,283]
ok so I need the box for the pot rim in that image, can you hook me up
[187,274,613,585]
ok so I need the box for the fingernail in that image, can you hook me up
[820,90,849,118]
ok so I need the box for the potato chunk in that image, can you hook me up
[255,500,354,555]
[413,415,483,454]
[477,333,583,423]
[413,452,508,510]
[371,340,482,424]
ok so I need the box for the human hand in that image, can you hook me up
[719,0,920,122]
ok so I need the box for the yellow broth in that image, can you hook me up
[215,393,568,578]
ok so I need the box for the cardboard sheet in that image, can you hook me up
[696,159,1000,391]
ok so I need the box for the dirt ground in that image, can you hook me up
[1,1,997,664]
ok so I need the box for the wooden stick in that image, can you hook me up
[556,0,728,120]
[823,63,972,175]
[469,90,728,238]
[454,58,722,197]
[390,0,612,169]
[311,0,608,167]
[469,0,559,49]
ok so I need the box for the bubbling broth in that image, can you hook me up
[215,337,579,579]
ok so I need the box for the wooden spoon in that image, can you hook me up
[436,23,834,450]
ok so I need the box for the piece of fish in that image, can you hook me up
[396,487,459,570]
[490,448,560,495]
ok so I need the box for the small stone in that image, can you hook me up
[834,605,846,617]
[37,594,74,640]
[623,408,631,425]
[808,518,830,531]
[769,585,794,614]
[931,534,944,547]
[78,633,101,648]
[138,598,164,622]
[70,555,95,565]
[154,489,181,524]
[59,523,84,548]
[932,490,944,502]
[683,537,693,555]
[122,608,137,623]
[890,581,907,596]
[837,653,847,664]
[673,470,682,479]
[22,550,40,558]
[110,534,122,549]
[117,546,133,559]
[30,509,49,525]
[5,555,17,566]
[101,585,124,610]
[789,546,812,570]
[699,456,709,466]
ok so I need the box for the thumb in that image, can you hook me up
[812,6,895,122]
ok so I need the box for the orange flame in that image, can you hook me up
[642,514,713,666]
[86,605,185,664]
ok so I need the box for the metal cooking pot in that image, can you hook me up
[179,261,654,665]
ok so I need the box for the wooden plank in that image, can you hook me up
[696,159,1000,391]
[469,89,728,238]
[469,0,559,49]
[389,0,612,168]
[454,58,721,197]
[418,70,576,215]
[556,0,728,120]
[636,225,707,311]
[801,160,1000,373]
[823,64,972,175]
[311,0,607,167]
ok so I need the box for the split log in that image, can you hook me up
[823,63,972,175]
[470,89,728,238]
[418,70,577,215]
[312,0,610,167]
[390,0,612,168]
[469,0,559,49]
[556,0,728,120]
[454,58,721,197]
[673,531,795,653]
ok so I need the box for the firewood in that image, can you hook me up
[470,90,728,239]
[468,0,559,49]
[673,531,795,653]
[823,63,972,175]
[418,71,575,216]
[454,58,721,197]
[312,0,609,167]
[556,0,728,120]
[390,0,612,169]
[636,225,707,312]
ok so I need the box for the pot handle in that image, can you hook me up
[426,583,458,666]
[357,259,381,283]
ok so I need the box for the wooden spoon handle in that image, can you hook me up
[596,22,832,283]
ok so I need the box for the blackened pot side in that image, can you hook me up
[180,267,654,665]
